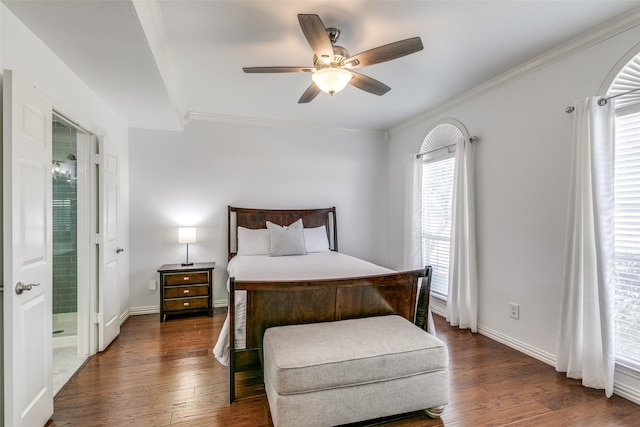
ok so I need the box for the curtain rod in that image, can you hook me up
[416,136,478,159]
[565,86,640,113]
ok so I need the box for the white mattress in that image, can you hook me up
[213,252,394,366]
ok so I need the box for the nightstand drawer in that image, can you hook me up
[164,272,209,286]
[163,297,209,312]
[164,284,209,299]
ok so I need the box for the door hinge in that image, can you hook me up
[94,153,102,165]
[91,313,103,324]
[95,233,101,244]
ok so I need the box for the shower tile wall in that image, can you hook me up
[53,127,77,315]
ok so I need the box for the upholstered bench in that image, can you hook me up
[263,315,449,427]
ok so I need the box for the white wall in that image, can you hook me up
[128,120,388,310]
[0,4,131,424]
[0,5,130,331]
[387,21,640,402]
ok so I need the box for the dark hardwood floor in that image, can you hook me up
[47,309,640,426]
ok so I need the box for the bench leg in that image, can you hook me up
[425,405,445,419]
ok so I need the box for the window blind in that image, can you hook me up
[614,112,640,364]
[421,156,455,297]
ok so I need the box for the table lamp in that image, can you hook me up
[178,227,196,266]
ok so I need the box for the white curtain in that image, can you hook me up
[446,138,478,332]
[404,153,435,334]
[556,96,615,397]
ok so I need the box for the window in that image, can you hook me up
[420,121,466,298]
[608,50,640,368]
[614,111,640,365]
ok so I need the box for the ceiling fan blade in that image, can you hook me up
[243,66,314,73]
[345,37,423,69]
[349,72,391,96]
[298,14,333,63]
[298,83,321,104]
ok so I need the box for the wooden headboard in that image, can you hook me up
[227,206,337,260]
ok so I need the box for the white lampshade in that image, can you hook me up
[312,67,353,95]
[178,227,196,244]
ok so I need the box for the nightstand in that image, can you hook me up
[158,262,215,322]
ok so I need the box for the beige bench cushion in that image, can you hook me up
[263,315,448,395]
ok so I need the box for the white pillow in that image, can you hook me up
[304,226,330,252]
[266,218,307,256]
[237,227,270,255]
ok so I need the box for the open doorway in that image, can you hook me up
[51,114,96,395]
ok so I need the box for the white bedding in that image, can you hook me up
[213,252,394,366]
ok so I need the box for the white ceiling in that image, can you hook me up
[4,0,640,132]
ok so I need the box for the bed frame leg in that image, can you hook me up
[229,348,235,403]
[229,277,236,404]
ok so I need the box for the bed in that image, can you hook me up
[214,206,431,403]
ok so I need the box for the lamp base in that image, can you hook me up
[181,262,194,266]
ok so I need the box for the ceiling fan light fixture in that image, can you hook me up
[312,67,352,95]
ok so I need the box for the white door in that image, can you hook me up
[3,70,54,426]
[97,136,120,351]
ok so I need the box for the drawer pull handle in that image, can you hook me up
[183,289,189,294]
[183,302,190,307]
[183,277,189,281]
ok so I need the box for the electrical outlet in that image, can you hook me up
[510,302,520,320]
[148,279,157,291]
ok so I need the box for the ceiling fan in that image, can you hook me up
[243,14,424,103]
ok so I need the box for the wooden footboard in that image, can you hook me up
[228,266,432,403]
[226,206,432,403]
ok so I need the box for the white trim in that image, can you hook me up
[432,312,556,366]
[129,299,229,316]
[615,363,640,404]
[477,323,556,367]
[391,8,640,136]
[187,110,388,138]
[617,360,640,382]
[213,298,228,308]
[128,306,159,316]
[74,131,94,358]
[430,298,446,318]
[432,311,640,404]
[119,308,130,326]
[614,381,640,405]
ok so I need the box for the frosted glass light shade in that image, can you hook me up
[312,68,352,94]
[178,227,196,244]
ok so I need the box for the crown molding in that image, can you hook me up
[132,0,187,130]
[390,7,640,137]
[187,111,389,138]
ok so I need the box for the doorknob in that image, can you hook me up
[15,282,40,295]
[116,247,124,253]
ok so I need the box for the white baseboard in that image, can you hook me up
[477,324,556,367]
[129,305,159,316]
[614,363,640,405]
[431,303,640,405]
[430,299,446,318]
[119,308,130,326]
[128,302,227,315]
[615,381,640,405]
[430,298,555,365]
